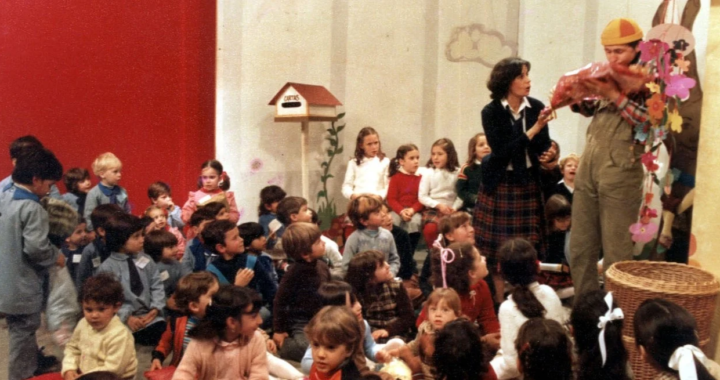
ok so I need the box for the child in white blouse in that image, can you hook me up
[342,126,390,200]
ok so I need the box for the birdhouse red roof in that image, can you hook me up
[268,82,343,106]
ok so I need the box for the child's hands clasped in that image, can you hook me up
[400,208,414,222]
[127,316,145,332]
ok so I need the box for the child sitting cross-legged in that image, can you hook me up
[272,222,333,362]
[341,194,401,278]
[144,230,191,299]
[346,250,414,342]
[149,272,219,371]
[238,222,279,293]
[98,212,167,346]
[62,273,137,380]
[202,220,276,325]
[174,285,269,380]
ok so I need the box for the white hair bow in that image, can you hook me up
[669,344,706,380]
[597,292,624,366]
[432,235,455,288]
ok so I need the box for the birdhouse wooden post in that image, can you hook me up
[269,83,343,199]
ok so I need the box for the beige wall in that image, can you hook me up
[216,0,710,222]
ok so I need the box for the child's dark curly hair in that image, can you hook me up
[81,272,124,306]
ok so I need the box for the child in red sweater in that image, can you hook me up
[386,144,424,253]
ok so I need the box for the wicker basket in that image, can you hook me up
[605,261,719,380]
[605,261,719,340]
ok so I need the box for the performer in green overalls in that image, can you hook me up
[570,18,649,298]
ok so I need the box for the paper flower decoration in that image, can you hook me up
[675,57,690,72]
[646,93,665,120]
[665,74,696,100]
[630,222,659,243]
[667,109,684,133]
[634,125,649,142]
[654,126,668,140]
[639,40,669,62]
[267,174,284,186]
[645,82,660,93]
[641,151,659,172]
[657,53,674,81]
[640,206,658,224]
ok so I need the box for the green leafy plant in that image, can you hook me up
[316,112,345,230]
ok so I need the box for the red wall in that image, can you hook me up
[0,1,216,213]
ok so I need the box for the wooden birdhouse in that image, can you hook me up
[269,82,343,199]
[268,82,342,122]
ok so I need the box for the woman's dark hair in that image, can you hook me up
[389,144,419,177]
[199,159,230,191]
[570,290,629,380]
[104,213,143,253]
[434,319,488,380]
[345,250,385,297]
[516,318,572,380]
[189,285,262,340]
[431,241,477,295]
[63,168,90,195]
[319,280,358,307]
[353,126,385,165]
[426,138,460,172]
[12,148,63,184]
[634,298,714,379]
[499,238,545,318]
[258,185,286,216]
[487,57,531,101]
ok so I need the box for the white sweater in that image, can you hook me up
[491,282,565,380]
[341,156,390,199]
[418,167,463,210]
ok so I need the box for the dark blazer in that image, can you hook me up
[480,96,551,193]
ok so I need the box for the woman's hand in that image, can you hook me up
[527,111,552,140]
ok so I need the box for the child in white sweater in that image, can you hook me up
[418,138,463,248]
[491,238,564,380]
[342,127,390,200]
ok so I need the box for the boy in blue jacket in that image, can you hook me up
[0,148,65,380]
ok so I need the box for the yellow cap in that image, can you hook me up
[601,18,643,46]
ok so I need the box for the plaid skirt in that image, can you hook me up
[473,171,546,268]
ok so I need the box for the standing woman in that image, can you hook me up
[473,57,553,303]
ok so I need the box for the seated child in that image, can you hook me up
[174,285,268,380]
[302,281,404,375]
[272,222,332,362]
[491,239,564,380]
[570,290,629,380]
[552,153,578,204]
[634,298,720,379]
[423,241,499,350]
[456,133,491,213]
[61,273,137,380]
[203,220,276,322]
[62,216,89,281]
[238,222,279,288]
[539,194,573,292]
[379,202,423,308]
[144,230,191,298]
[200,201,230,220]
[150,272,219,370]
[145,205,186,257]
[305,306,365,379]
[258,185,287,250]
[181,207,217,272]
[515,318,572,380]
[433,319,496,380]
[98,213,167,346]
[342,194,401,277]
[62,167,92,215]
[274,196,343,276]
[147,181,185,230]
[75,204,124,291]
[84,153,130,228]
[346,250,414,341]
[384,288,463,380]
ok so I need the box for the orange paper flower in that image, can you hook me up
[647,93,665,121]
